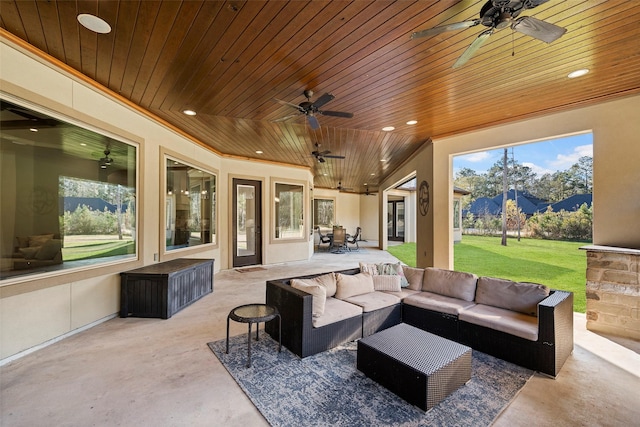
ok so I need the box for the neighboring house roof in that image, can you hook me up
[61,197,125,213]
[466,191,592,217]
[467,197,501,216]
[539,194,592,213]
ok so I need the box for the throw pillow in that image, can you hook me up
[292,272,337,297]
[359,262,379,276]
[377,262,409,287]
[335,272,375,300]
[15,236,30,249]
[475,276,550,316]
[35,239,62,261]
[29,234,54,247]
[402,266,424,291]
[291,279,327,317]
[372,275,402,292]
[19,246,40,259]
[422,268,478,301]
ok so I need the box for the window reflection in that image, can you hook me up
[165,159,216,250]
[0,99,137,280]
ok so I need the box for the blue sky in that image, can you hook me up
[454,133,593,177]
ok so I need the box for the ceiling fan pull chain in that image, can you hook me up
[512,31,515,57]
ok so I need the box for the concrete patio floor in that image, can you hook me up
[1,242,639,426]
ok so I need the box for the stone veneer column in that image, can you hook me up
[582,245,640,340]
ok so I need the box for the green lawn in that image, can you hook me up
[62,239,135,261]
[387,235,587,312]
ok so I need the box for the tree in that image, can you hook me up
[501,149,508,246]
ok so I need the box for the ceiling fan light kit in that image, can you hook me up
[412,0,567,68]
[274,90,354,130]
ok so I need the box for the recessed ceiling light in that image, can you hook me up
[29,128,38,132]
[370,173,375,176]
[568,69,589,79]
[80,143,87,146]
[380,159,386,162]
[255,150,263,154]
[364,183,368,186]
[382,126,395,132]
[183,109,197,116]
[77,14,111,34]
[406,120,418,125]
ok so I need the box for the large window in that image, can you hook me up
[313,198,335,229]
[274,182,304,240]
[165,157,217,251]
[0,99,137,281]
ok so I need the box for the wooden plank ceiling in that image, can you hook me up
[2,0,639,192]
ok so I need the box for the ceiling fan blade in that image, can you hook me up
[318,110,354,118]
[411,19,481,39]
[318,157,326,163]
[324,154,345,159]
[311,93,334,109]
[307,115,320,130]
[452,29,493,69]
[521,0,550,10]
[271,113,301,122]
[274,98,303,111]
[512,16,566,43]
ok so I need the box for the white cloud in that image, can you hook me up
[523,162,553,176]
[549,144,593,169]
[459,151,491,162]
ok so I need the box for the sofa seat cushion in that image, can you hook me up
[312,297,363,328]
[422,268,478,301]
[382,288,421,299]
[459,304,539,341]
[335,272,375,299]
[476,277,550,317]
[404,291,476,315]
[342,291,401,313]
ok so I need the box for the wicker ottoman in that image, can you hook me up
[357,323,472,411]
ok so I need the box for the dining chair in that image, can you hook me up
[346,226,361,251]
[330,227,347,253]
[316,226,331,252]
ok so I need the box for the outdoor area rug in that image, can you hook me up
[208,334,533,426]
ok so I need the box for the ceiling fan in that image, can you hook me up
[336,181,353,192]
[311,143,345,163]
[411,0,567,68]
[273,90,354,130]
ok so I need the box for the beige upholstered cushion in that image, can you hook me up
[291,279,327,317]
[312,297,363,328]
[29,234,54,247]
[359,262,379,276]
[422,268,478,302]
[475,276,550,316]
[382,288,421,299]
[403,291,476,315]
[292,272,337,297]
[402,266,425,291]
[377,262,409,287]
[459,304,539,341]
[35,239,62,260]
[335,272,375,300]
[372,275,402,292]
[343,291,401,312]
[19,246,40,259]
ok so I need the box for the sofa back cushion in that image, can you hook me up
[335,272,375,300]
[422,268,478,302]
[402,266,424,291]
[291,279,327,317]
[475,277,550,316]
[291,272,337,297]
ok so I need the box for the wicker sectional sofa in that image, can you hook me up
[265,264,574,377]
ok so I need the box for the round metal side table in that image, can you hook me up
[226,303,281,367]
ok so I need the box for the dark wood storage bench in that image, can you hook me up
[120,258,214,319]
[357,323,472,411]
